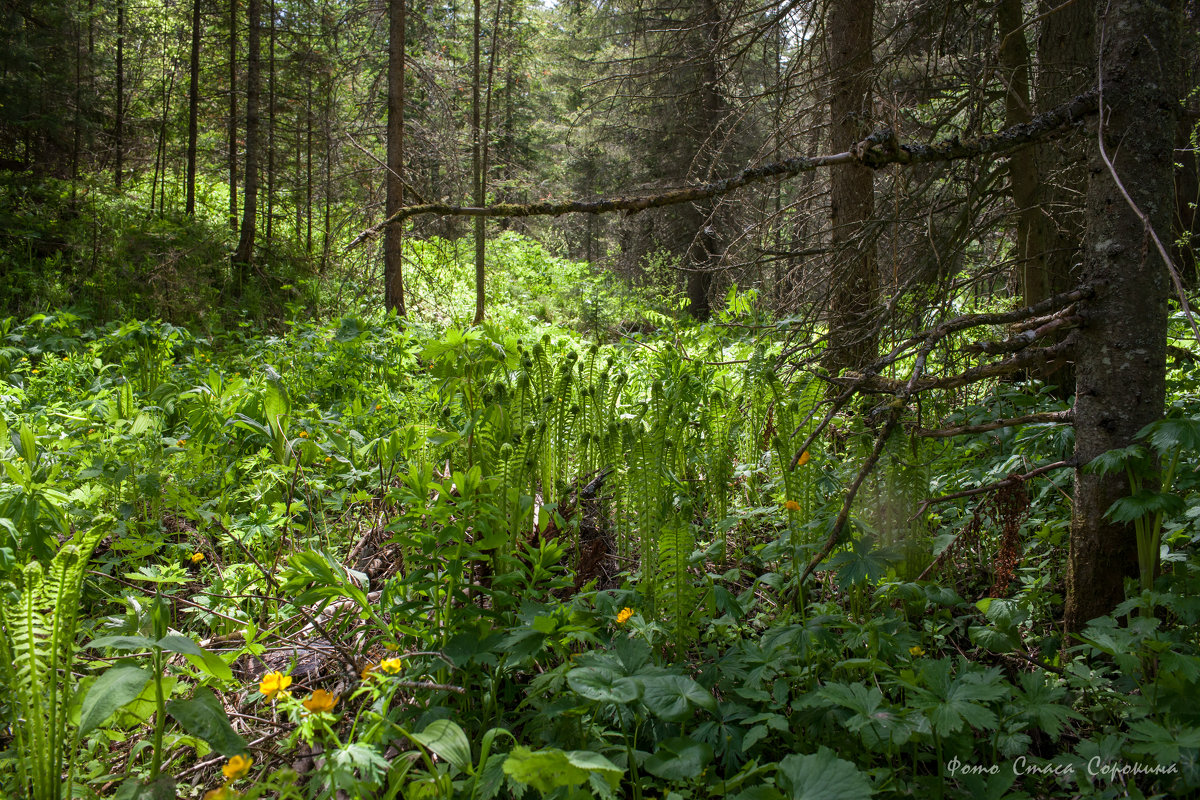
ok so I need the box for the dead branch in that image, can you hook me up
[349,91,1098,248]
[913,460,1072,521]
[913,410,1073,438]
[964,313,1082,355]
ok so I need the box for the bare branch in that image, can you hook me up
[349,91,1099,248]
[912,410,1073,438]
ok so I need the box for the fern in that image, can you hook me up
[0,524,106,800]
[657,513,698,651]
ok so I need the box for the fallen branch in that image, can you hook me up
[349,92,1098,248]
[913,410,1073,438]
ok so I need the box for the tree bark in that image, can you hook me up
[385,0,407,315]
[233,0,260,285]
[115,0,124,191]
[229,0,239,233]
[472,0,484,324]
[1065,0,1179,631]
[823,0,877,375]
[185,0,201,215]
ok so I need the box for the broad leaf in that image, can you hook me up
[165,687,246,756]
[79,666,152,735]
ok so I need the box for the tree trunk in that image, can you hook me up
[115,0,124,191]
[266,0,275,242]
[472,0,485,323]
[384,0,407,315]
[823,0,877,375]
[186,0,201,215]
[229,0,238,233]
[1065,0,1179,631]
[233,0,260,285]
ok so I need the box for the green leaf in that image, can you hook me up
[79,666,152,735]
[165,687,246,756]
[412,719,473,773]
[87,634,160,653]
[502,747,622,794]
[567,667,641,704]
[644,737,713,782]
[640,674,716,721]
[776,747,874,800]
[156,634,204,656]
[1105,490,1186,523]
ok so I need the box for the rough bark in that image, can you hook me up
[384,0,407,315]
[1065,0,1179,631]
[114,0,124,190]
[472,0,484,324]
[233,0,260,282]
[823,0,877,375]
[185,0,201,215]
[229,0,238,233]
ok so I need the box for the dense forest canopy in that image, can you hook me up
[1,0,1200,796]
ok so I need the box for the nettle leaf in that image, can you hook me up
[775,747,874,799]
[165,687,246,756]
[79,666,153,735]
[567,666,641,704]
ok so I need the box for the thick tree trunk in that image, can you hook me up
[233,0,260,284]
[385,0,407,315]
[1065,0,1179,631]
[823,0,876,375]
[266,0,275,242]
[186,0,201,215]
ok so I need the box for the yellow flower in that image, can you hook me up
[189,552,205,564]
[203,788,234,800]
[909,645,925,657]
[259,671,292,699]
[783,500,800,512]
[616,607,635,625]
[324,456,332,463]
[360,662,377,680]
[31,369,39,374]
[379,657,404,674]
[375,404,382,410]
[299,431,308,438]
[303,689,338,713]
[222,754,254,781]
[177,439,187,446]
[797,450,811,467]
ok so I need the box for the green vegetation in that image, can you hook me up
[2,237,1199,799]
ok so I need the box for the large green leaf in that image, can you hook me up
[412,719,473,773]
[79,666,152,735]
[567,666,641,704]
[776,748,874,800]
[165,687,246,756]
[641,674,716,721]
[502,747,622,794]
[644,737,713,782]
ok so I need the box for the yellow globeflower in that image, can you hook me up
[783,500,800,512]
[360,662,377,680]
[222,754,254,781]
[909,645,925,657]
[203,788,234,800]
[797,450,811,467]
[259,671,292,699]
[303,689,338,713]
[379,657,405,674]
[616,607,635,625]
[189,552,205,564]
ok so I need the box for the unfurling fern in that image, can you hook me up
[657,512,698,651]
[0,523,106,800]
